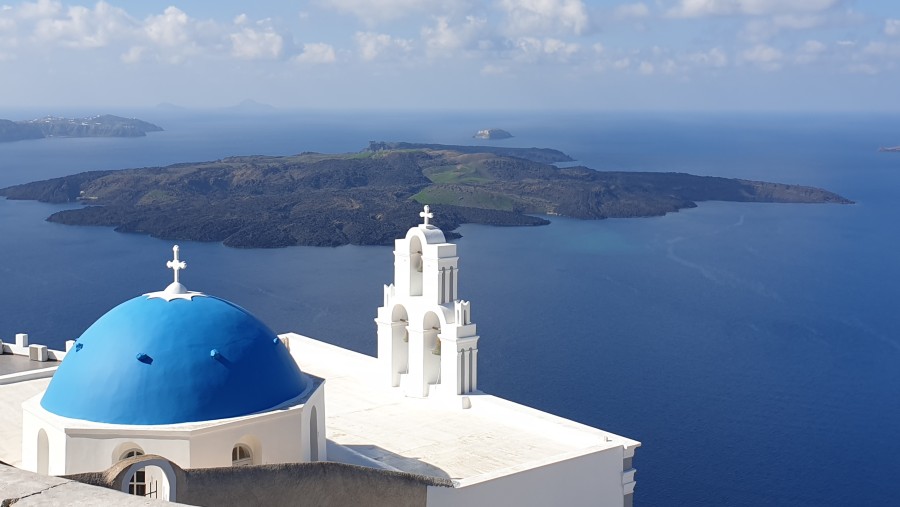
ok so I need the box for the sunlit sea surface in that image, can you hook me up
[1,110,898,506]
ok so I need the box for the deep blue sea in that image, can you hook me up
[1,110,898,506]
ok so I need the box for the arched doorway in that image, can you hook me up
[120,458,176,501]
[120,449,146,496]
[36,429,49,475]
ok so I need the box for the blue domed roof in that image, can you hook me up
[41,294,309,425]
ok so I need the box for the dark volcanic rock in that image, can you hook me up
[366,141,573,164]
[0,143,852,248]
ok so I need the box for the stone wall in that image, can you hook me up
[66,455,452,507]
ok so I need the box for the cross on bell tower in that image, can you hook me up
[419,205,433,226]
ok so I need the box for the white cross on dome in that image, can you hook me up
[167,245,186,284]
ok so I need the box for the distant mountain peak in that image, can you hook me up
[227,99,277,112]
[156,102,186,111]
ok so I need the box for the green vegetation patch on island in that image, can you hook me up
[0,142,852,248]
[0,115,162,143]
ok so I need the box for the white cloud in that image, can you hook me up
[144,6,190,47]
[355,31,413,61]
[684,47,728,67]
[513,36,580,62]
[120,45,144,63]
[320,0,455,24]
[32,1,134,49]
[862,41,900,58]
[614,3,650,19]
[0,14,15,32]
[421,15,486,58]
[1,4,312,65]
[845,63,878,75]
[795,39,825,63]
[740,14,823,43]
[498,0,590,36]
[293,42,336,64]
[480,63,509,75]
[660,59,678,74]
[613,57,630,69]
[741,43,782,70]
[772,13,821,29]
[801,40,825,52]
[668,0,838,18]
[638,60,654,74]
[230,26,284,60]
[886,19,900,37]
[543,37,578,56]
[0,11,15,60]
[16,0,61,20]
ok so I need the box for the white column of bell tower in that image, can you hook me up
[375,206,480,401]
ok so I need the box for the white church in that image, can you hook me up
[0,206,640,506]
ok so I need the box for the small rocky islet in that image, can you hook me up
[473,129,513,140]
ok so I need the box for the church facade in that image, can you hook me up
[2,207,639,506]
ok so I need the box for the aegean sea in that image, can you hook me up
[1,110,897,506]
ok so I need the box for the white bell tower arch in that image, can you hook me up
[375,206,480,399]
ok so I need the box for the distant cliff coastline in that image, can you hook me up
[0,142,853,248]
[0,115,162,143]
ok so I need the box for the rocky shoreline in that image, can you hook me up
[0,143,853,248]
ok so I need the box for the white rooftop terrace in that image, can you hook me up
[284,333,639,485]
[0,334,639,485]
[0,376,51,467]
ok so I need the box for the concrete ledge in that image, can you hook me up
[1,343,67,361]
[326,439,403,472]
[0,367,58,386]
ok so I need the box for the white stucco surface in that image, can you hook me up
[0,377,50,467]
[18,377,325,475]
[286,333,639,486]
[426,447,628,507]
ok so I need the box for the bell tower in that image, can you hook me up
[375,206,480,399]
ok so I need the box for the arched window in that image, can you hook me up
[232,444,253,466]
[409,236,423,296]
[36,429,49,475]
[121,449,146,496]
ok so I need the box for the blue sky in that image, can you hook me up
[0,0,898,111]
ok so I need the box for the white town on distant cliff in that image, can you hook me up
[0,206,639,506]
